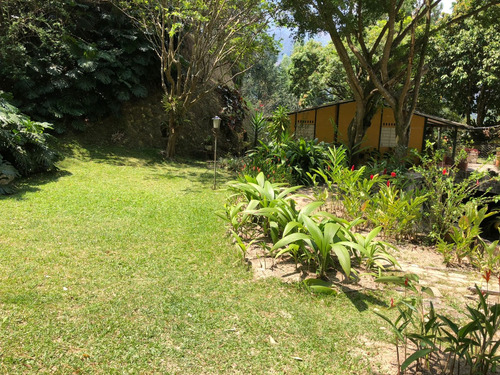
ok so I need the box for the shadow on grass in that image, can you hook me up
[60,142,237,189]
[59,142,165,167]
[0,169,73,201]
[340,285,389,312]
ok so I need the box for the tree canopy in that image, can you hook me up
[422,3,500,127]
[288,40,351,108]
[116,0,274,157]
[277,0,500,157]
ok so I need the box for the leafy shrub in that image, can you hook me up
[223,172,399,278]
[271,213,357,279]
[243,136,331,185]
[365,184,428,240]
[225,172,301,238]
[437,203,496,265]
[0,1,157,131]
[412,147,500,241]
[268,105,290,142]
[376,275,500,374]
[242,142,294,184]
[347,226,399,270]
[0,91,58,192]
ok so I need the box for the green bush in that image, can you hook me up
[0,91,58,192]
[412,146,499,241]
[243,137,331,185]
[376,276,500,374]
[0,1,157,131]
[223,172,399,279]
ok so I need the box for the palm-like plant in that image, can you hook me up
[271,214,355,279]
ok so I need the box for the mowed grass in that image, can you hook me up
[0,144,390,374]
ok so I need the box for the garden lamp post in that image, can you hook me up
[212,116,221,189]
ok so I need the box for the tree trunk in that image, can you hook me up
[347,105,366,153]
[165,115,178,158]
[394,107,411,161]
[347,94,380,162]
[476,86,487,127]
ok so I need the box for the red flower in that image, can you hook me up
[386,180,391,187]
[404,278,409,287]
[383,168,387,175]
[390,298,394,308]
[442,168,447,175]
[370,174,374,180]
[351,165,355,171]
[477,180,480,186]
[483,269,492,283]
[391,172,396,177]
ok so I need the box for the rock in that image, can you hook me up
[429,287,442,298]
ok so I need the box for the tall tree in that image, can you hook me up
[288,40,351,107]
[422,3,500,127]
[117,0,273,157]
[278,0,498,157]
[241,49,298,115]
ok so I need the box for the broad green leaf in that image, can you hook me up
[421,286,434,297]
[256,172,265,186]
[401,348,433,371]
[272,233,310,252]
[302,215,323,249]
[365,226,383,243]
[303,278,332,287]
[298,201,324,217]
[283,221,301,237]
[375,276,407,286]
[308,285,337,295]
[332,244,351,277]
[323,222,340,244]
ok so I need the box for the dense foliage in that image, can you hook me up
[0,91,58,193]
[0,0,158,131]
[241,50,298,115]
[288,40,351,108]
[117,0,273,157]
[421,4,500,128]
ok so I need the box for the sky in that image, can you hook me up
[273,0,455,59]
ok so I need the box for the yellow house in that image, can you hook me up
[289,100,468,155]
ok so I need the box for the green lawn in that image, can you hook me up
[0,144,390,374]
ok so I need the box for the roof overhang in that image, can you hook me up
[414,111,471,130]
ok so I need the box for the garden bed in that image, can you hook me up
[238,187,490,374]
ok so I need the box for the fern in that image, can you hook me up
[0,90,58,188]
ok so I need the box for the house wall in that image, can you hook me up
[288,102,426,153]
[337,102,356,144]
[316,105,337,143]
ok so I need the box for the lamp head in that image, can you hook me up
[212,116,221,129]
